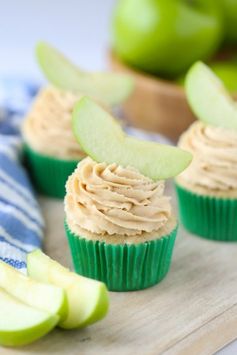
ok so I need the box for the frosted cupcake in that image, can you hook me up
[22,86,85,198]
[176,61,237,241]
[22,42,133,198]
[64,97,191,291]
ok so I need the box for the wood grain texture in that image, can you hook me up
[3,186,237,355]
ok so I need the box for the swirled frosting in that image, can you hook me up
[177,121,237,195]
[22,86,86,159]
[65,157,174,243]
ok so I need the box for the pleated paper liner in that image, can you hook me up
[65,222,177,292]
[175,183,237,242]
[24,144,80,199]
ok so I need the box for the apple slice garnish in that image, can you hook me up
[27,249,109,330]
[36,42,134,106]
[0,260,67,322]
[72,97,192,180]
[185,61,237,130]
[0,289,59,347]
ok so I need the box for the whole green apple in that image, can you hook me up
[218,0,237,44]
[113,0,223,78]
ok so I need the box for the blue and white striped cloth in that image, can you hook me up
[0,78,43,271]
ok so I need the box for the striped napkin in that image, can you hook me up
[0,78,43,272]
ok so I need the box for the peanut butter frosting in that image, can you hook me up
[65,157,175,244]
[22,86,86,159]
[177,121,237,196]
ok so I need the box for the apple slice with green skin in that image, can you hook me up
[36,42,134,106]
[0,260,67,322]
[72,97,192,180]
[185,61,237,130]
[27,249,109,330]
[0,289,58,347]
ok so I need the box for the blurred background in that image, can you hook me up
[0,0,115,80]
[1,0,237,141]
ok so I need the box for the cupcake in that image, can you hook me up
[22,86,86,198]
[22,42,133,198]
[175,61,237,241]
[64,96,191,291]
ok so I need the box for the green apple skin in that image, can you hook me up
[218,0,237,44]
[27,250,109,330]
[185,61,237,130]
[0,289,58,347]
[210,62,237,93]
[36,42,134,106]
[177,61,237,93]
[113,0,223,78]
[0,260,67,322]
[72,97,192,180]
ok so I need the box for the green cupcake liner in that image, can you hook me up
[65,222,177,292]
[24,144,80,199]
[175,183,237,242]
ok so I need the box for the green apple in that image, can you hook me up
[113,0,223,78]
[177,60,237,93]
[218,0,237,44]
[0,260,67,322]
[185,61,237,130]
[36,42,134,106]
[27,250,109,330]
[72,97,192,180]
[0,289,58,347]
[210,61,237,93]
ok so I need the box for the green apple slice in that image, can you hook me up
[0,260,67,322]
[185,61,237,130]
[0,289,58,347]
[72,97,192,180]
[27,250,109,330]
[36,42,134,106]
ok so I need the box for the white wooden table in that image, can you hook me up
[3,186,237,354]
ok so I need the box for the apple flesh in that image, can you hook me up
[185,61,237,130]
[0,260,67,322]
[0,289,58,347]
[27,250,109,330]
[72,97,192,180]
[177,60,237,93]
[36,42,134,106]
[113,0,223,78]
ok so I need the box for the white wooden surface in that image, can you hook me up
[3,186,237,354]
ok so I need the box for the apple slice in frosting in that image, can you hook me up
[36,41,134,106]
[72,97,192,180]
[185,61,237,130]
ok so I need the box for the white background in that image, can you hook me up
[0,1,236,353]
[0,0,115,80]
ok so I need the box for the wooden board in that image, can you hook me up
[3,186,237,355]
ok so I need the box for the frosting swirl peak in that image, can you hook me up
[177,121,237,193]
[65,157,171,238]
[22,86,85,159]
